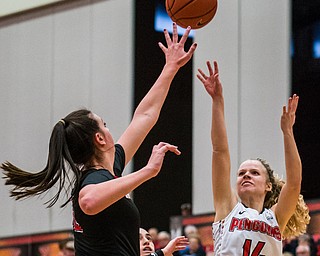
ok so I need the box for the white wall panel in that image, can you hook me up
[0,13,53,236]
[90,0,133,145]
[89,0,133,175]
[240,0,290,172]
[0,0,133,237]
[193,0,290,215]
[193,0,240,214]
[51,1,92,116]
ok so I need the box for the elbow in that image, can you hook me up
[211,138,229,152]
[212,147,229,155]
[147,113,158,127]
[145,111,159,125]
[79,193,101,216]
[285,163,302,188]
[134,112,158,128]
[286,178,302,192]
[289,169,302,188]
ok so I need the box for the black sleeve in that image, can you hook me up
[79,144,125,189]
[81,170,114,188]
[113,144,125,177]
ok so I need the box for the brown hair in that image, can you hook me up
[1,109,100,207]
[256,158,310,239]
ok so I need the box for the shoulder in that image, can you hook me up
[81,169,114,188]
[213,202,241,227]
[114,144,125,176]
[115,143,124,154]
[214,192,239,222]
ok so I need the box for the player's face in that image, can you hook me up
[92,113,114,147]
[236,160,271,198]
[140,228,155,256]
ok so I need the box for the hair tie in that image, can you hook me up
[59,119,66,127]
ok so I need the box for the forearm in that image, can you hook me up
[79,167,154,215]
[273,132,302,230]
[283,132,302,187]
[134,63,180,121]
[211,98,229,152]
[211,97,233,215]
[117,63,181,163]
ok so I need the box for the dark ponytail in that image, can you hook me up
[1,109,100,207]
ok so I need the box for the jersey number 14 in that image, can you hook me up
[243,239,266,256]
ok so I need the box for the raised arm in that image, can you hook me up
[118,23,197,165]
[79,142,180,215]
[273,94,302,233]
[197,61,237,221]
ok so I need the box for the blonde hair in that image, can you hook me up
[256,158,310,239]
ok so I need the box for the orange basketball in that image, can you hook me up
[166,0,218,29]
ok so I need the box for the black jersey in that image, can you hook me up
[73,144,140,256]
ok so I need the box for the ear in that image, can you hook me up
[266,182,272,192]
[94,132,106,146]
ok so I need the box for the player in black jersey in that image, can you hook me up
[2,23,197,256]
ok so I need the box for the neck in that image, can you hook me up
[86,159,114,174]
[86,147,115,174]
[86,163,115,176]
[241,196,265,213]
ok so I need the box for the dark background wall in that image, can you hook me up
[292,0,320,200]
[133,0,193,232]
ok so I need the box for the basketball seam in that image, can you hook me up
[169,1,217,18]
[165,0,218,29]
[167,0,196,15]
[174,6,217,20]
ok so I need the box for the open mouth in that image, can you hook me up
[142,246,153,253]
[242,181,253,186]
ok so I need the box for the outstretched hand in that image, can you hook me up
[162,236,189,256]
[146,142,181,178]
[281,94,299,134]
[197,60,222,99]
[158,23,197,68]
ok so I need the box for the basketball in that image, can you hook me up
[166,0,218,29]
